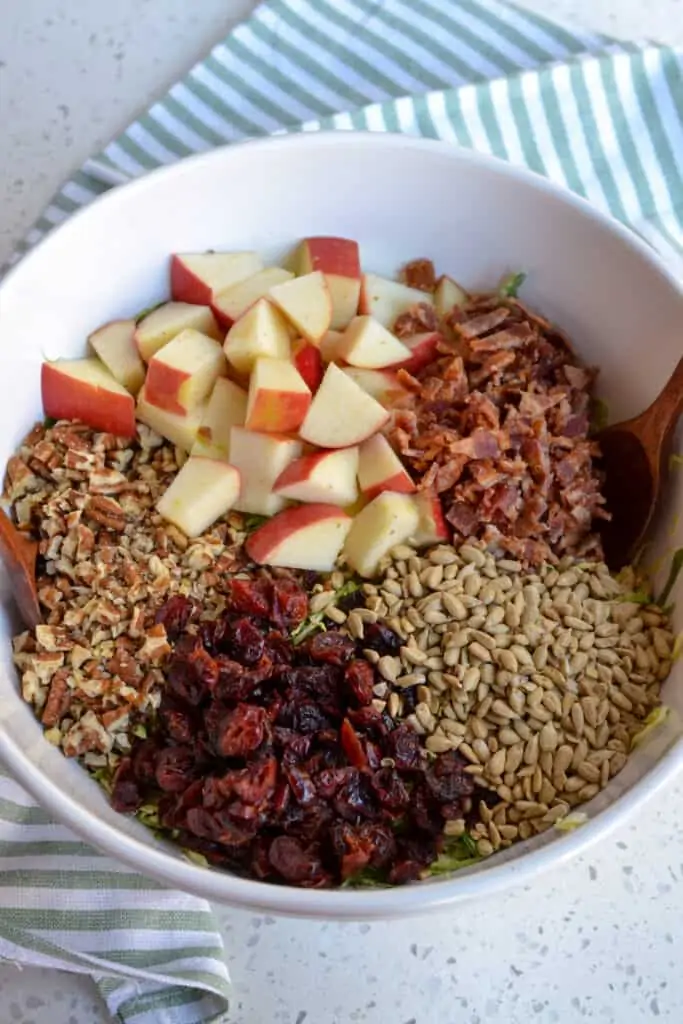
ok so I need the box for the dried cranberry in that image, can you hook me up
[110,758,142,813]
[273,727,312,762]
[424,750,475,804]
[270,578,308,629]
[347,705,388,737]
[388,859,424,885]
[285,765,317,806]
[226,578,271,619]
[130,738,160,785]
[215,703,267,758]
[268,836,325,883]
[155,596,193,641]
[291,702,331,735]
[330,821,396,880]
[166,657,205,706]
[186,807,252,847]
[155,746,197,793]
[362,621,402,656]
[263,630,293,665]
[217,757,278,806]
[410,784,443,834]
[315,767,354,799]
[344,660,375,705]
[306,631,357,665]
[227,618,264,665]
[160,777,204,829]
[387,724,423,770]
[340,718,368,769]
[371,768,410,812]
[200,617,229,654]
[158,701,196,745]
[333,770,377,822]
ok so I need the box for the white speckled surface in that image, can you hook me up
[2,2,683,1022]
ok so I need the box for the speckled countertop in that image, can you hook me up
[1,2,683,1022]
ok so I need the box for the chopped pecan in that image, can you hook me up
[41,670,72,727]
[86,495,127,531]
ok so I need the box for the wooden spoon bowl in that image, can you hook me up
[597,356,683,570]
[0,509,40,629]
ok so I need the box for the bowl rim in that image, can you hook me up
[1,129,682,918]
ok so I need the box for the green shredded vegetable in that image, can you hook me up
[657,548,683,607]
[134,300,166,324]
[427,834,481,875]
[618,589,652,606]
[91,766,113,795]
[554,811,588,833]
[631,705,672,749]
[43,416,58,428]
[291,579,361,645]
[341,867,392,889]
[242,514,270,535]
[589,397,610,434]
[183,849,210,867]
[498,271,526,298]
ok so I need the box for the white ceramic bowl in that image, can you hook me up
[1,132,682,919]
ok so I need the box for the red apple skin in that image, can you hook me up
[363,470,416,502]
[171,255,211,305]
[145,362,190,416]
[41,362,136,438]
[292,339,324,393]
[246,503,351,563]
[272,450,336,491]
[414,488,451,545]
[395,331,442,376]
[245,390,311,433]
[301,237,360,279]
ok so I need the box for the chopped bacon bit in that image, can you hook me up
[393,303,439,338]
[386,293,607,564]
[401,258,437,292]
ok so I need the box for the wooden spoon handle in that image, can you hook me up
[0,509,41,630]
[638,355,683,454]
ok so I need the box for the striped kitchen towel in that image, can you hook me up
[2,2,683,1023]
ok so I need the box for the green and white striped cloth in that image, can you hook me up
[2,1,683,1022]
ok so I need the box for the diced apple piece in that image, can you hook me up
[341,367,407,407]
[434,275,469,318]
[292,338,324,393]
[359,273,434,329]
[412,489,450,547]
[171,251,263,305]
[41,358,136,438]
[343,492,420,578]
[230,427,302,516]
[135,302,221,362]
[358,433,416,501]
[245,358,311,433]
[338,316,411,369]
[394,331,442,376]
[157,457,241,538]
[274,447,359,506]
[299,363,388,449]
[136,385,206,451]
[144,329,227,415]
[319,329,347,364]
[269,271,332,342]
[295,237,361,330]
[223,298,291,375]
[246,503,352,572]
[212,267,294,329]
[191,377,247,460]
[88,319,146,395]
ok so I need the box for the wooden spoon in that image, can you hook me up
[0,509,41,629]
[597,355,683,570]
